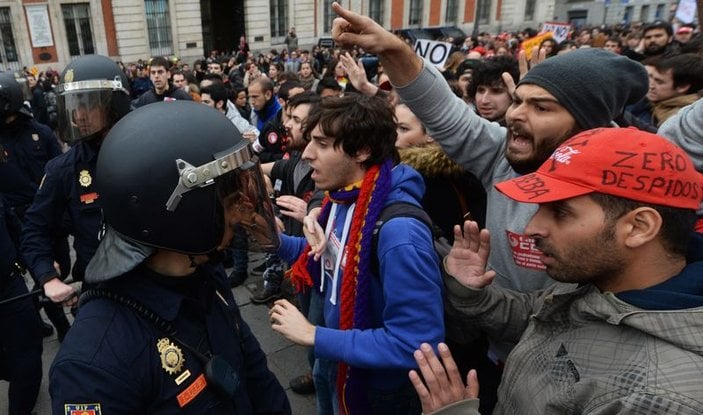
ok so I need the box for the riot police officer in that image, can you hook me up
[0,113,45,414]
[50,101,291,414]
[21,55,131,310]
[0,72,71,340]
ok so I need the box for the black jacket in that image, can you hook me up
[132,83,193,108]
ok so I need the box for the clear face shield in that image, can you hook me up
[14,76,32,101]
[166,141,280,253]
[57,78,127,144]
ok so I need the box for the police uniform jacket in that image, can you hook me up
[0,197,44,396]
[0,116,60,209]
[21,142,102,284]
[0,198,19,289]
[50,263,291,415]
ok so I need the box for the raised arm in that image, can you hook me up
[331,2,422,87]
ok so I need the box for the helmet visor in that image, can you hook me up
[217,165,280,253]
[164,141,280,253]
[57,89,112,144]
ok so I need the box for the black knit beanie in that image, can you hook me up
[518,48,648,130]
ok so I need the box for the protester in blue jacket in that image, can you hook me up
[269,94,444,415]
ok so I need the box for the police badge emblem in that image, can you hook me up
[78,170,92,187]
[157,338,185,375]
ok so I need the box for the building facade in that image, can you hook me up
[553,0,678,28]
[0,0,557,72]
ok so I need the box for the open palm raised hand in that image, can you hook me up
[444,221,496,289]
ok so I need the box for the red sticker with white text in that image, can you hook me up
[505,230,545,271]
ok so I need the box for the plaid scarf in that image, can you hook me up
[287,159,393,414]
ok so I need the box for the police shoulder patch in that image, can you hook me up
[64,403,102,415]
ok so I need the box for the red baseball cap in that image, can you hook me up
[495,128,703,210]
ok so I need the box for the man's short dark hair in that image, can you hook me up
[200,82,229,108]
[209,60,223,70]
[316,76,343,94]
[278,80,302,101]
[646,53,703,93]
[643,20,673,37]
[150,56,171,70]
[286,90,320,111]
[467,56,519,98]
[590,193,696,257]
[606,36,622,47]
[302,93,398,169]
[202,72,224,83]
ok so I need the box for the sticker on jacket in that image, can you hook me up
[177,373,207,407]
[64,403,102,415]
[505,230,546,271]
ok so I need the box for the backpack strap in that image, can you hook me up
[371,202,433,275]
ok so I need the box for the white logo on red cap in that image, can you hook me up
[551,146,581,165]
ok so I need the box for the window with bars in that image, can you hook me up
[369,0,384,25]
[323,0,334,34]
[445,0,458,23]
[270,0,288,40]
[655,4,665,19]
[145,0,173,56]
[0,7,19,71]
[524,0,536,21]
[62,3,95,57]
[478,0,491,24]
[408,0,422,26]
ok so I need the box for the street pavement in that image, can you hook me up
[0,252,317,414]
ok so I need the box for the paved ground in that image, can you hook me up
[0,252,317,414]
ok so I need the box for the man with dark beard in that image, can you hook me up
[411,127,703,414]
[642,20,677,58]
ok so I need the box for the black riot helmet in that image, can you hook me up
[57,54,131,144]
[96,101,279,256]
[0,72,33,122]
